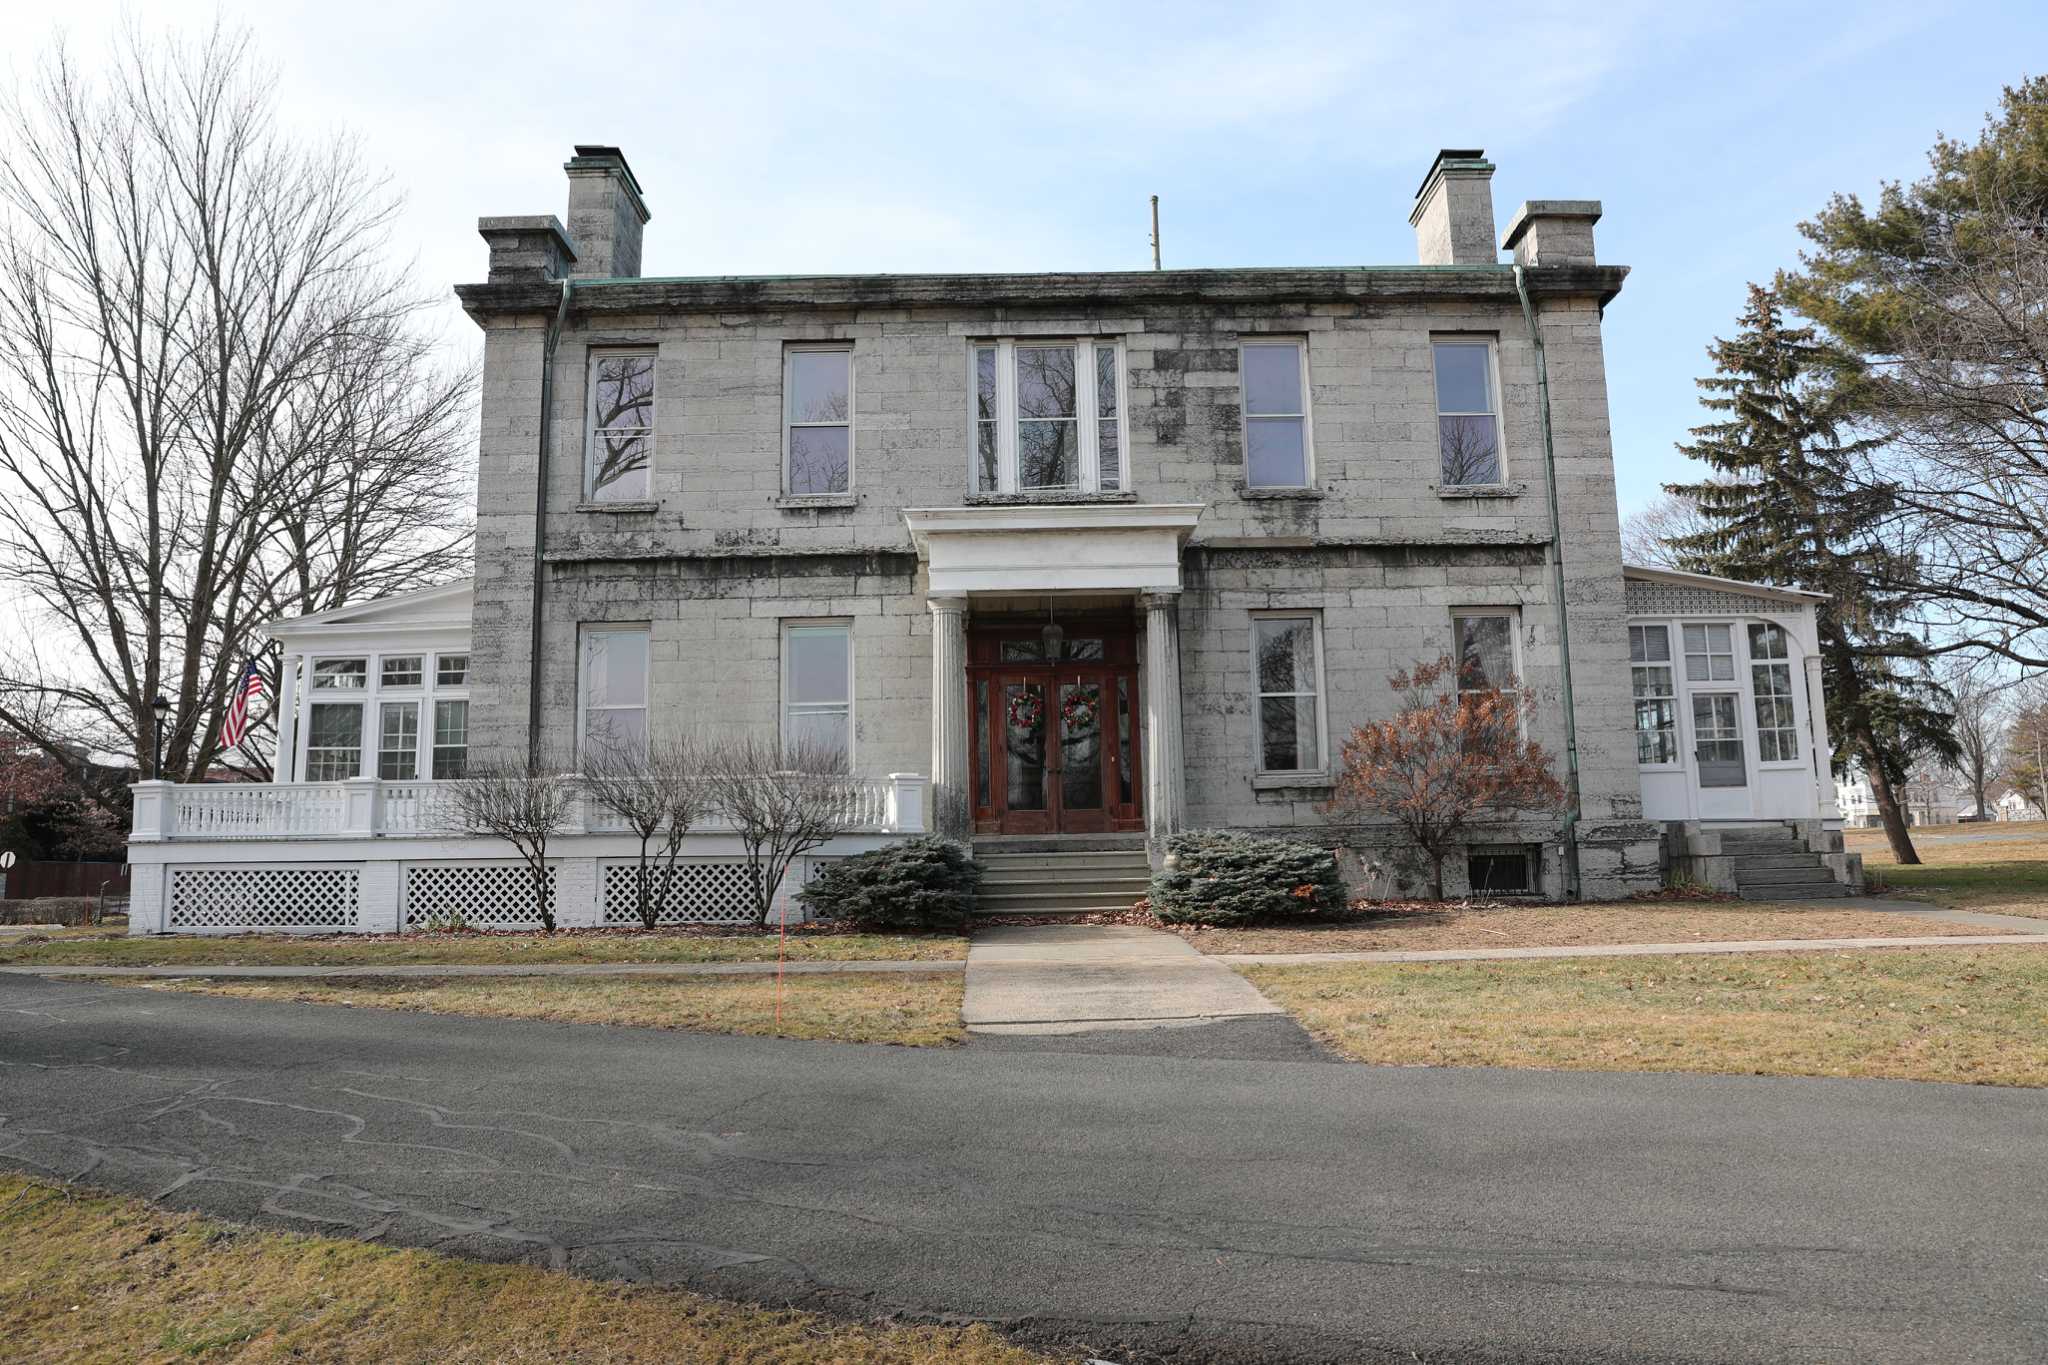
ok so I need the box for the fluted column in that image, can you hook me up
[928,595,969,835]
[1141,590,1187,845]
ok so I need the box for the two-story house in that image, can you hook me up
[123,145,1858,934]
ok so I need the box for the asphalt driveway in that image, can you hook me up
[2,975,2042,1363]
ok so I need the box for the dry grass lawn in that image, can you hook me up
[0,1175,1050,1364]
[1850,821,2048,918]
[0,926,966,968]
[1175,902,1996,955]
[121,972,966,1047]
[1243,945,2048,1086]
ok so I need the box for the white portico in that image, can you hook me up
[902,504,1201,843]
[1624,566,1841,827]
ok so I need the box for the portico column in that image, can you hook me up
[1141,590,1187,846]
[927,595,969,834]
[1804,652,1840,822]
[272,652,300,784]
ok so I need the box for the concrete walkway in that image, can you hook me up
[1849,897,2048,933]
[0,960,964,980]
[962,924,1282,1034]
[1218,932,2048,966]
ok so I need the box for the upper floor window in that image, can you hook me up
[1253,613,1324,774]
[1433,338,1500,485]
[310,658,366,690]
[1747,623,1800,761]
[380,655,423,688]
[1241,340,1310,488]
[586,350,655,503]
[970,339,1125,495]
[1629,625,1678,765]
[1682,623,1735,682]
[783,621,852,769]
[785,347,852,495]
[578,626,650,760]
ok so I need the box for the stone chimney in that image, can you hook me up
[563,145,650,279]
[1408,149,1497,266]
[1501,200,1601,268]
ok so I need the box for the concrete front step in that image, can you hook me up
[1734,866,1838,886]
[1731,853,1829,872]
[977,852,1152,872]
[973,844,1154,918]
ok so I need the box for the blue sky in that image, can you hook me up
[32,0,2046,517]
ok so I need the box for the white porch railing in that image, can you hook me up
[131,772,929,842]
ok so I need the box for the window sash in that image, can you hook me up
[432,700,468,779]
[1241,340,1310,488]
[1432,339,1501,485]
[1683,623,1736,682]
[783,622,853,769]
[1752,660,1800,762]
[1453,614,1517,693]
[784,347,853,495]
[311,659,366,690]
[579,627,650,760]
[304,702,363,781]
[1252,615,1322,773]
[968,340,1125,495]
[586,350,656,502]
[435,654,470,687]
[377,702,419,780]
[380,656,423,689]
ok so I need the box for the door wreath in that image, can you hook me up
[1060,685,1100,731]
[1006,690,1044,731]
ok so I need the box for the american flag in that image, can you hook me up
[218,658,265,751]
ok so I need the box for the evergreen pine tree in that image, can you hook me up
[1664,284,1955,864]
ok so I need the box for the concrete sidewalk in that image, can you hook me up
[0,960,963,980]
[962,924,1283,1034]
[1218,932,2048,966]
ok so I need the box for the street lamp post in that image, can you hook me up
[150,694,171,782]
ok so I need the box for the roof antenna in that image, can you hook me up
[1149,194,1161,270]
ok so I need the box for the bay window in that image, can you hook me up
[969,339,1125,494]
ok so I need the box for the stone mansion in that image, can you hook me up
[125,145,1858,933]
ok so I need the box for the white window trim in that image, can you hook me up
[430,697,470,779]
[1239,337,1314,488]
[1250,610,1328,777]
[1744,621,1805,769]
[783,343,855,496]
[294,650,470,783]
[1629,624,1682,770]
[966,338,1127,495]
[781,618,855,769]
[434,652,470,688]
[303,697,366,781]
[584,347,657,502]
[379,655,425,691]
[576,625,653,764]
[1431,335,1506,486]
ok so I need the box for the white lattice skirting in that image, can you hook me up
[168,866,361,931]
[404,863,560,930]
[599,860,763,925]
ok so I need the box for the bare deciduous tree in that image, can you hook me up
[1620,487,1719,569]
[0,24,473,784]
[1324,657,1566,901]
[579,733,711,930]
[703,733,861,928]
[1945,662,2011,820]
[442,757,577,933]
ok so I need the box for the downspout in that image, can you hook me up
[1514,265,1583,901]
[527,277,574,764]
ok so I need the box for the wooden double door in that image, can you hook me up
[966,619,1144,836]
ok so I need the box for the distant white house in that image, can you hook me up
[1837,763,1971,828]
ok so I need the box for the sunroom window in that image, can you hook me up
[970,339,1125,495]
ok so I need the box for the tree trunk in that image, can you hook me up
[1856,729,1921,865]
[637,842,656,929]
[534,861,554,933]
[1429,851,1446,902]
